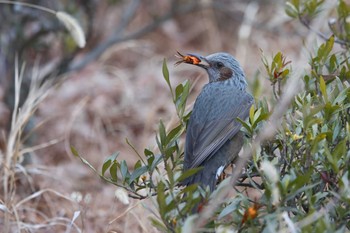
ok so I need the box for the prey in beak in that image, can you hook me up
[174,51,209,69]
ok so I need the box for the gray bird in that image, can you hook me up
[180,52,254,192]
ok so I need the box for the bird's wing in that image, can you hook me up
[184,85,253,170]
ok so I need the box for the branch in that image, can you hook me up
[67,2,200,73]
[299,16,350,47]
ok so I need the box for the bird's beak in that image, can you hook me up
[187,53,210,69]
[174,51,210,69]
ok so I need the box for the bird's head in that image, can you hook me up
[176,52,247,89]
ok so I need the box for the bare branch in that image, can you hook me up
[67,2,201,73]
[299,16,350,47]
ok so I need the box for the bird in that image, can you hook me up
[178,52,254,192]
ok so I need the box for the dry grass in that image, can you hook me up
[0,1,313,232]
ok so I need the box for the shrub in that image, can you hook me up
[75,1,350,232]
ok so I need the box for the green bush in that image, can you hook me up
[75,1,350,232]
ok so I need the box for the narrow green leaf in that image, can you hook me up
[324,36,334,58]
[144,148,154,157]
[110,162,118,181]
[165,124,184,145]
[319,76,328,102]
[252,107,262,123]
[150,154,163,172]
[120,160,129,182]
[218,198,242,219]
[134,160,142,170]
[177,167,203,182]
[179,80,190,107]
[157,181,166,217]
[281,69,289,77]
[102,151,119,176]
[329,54,338,72]
[333,87,349,105]
[333,139,346,160]
[70,146,80,157]
[180,183,199,195]
[175,83,184,101]
[249,105,255,123]
[129,166,148,184]
[159,120,167,146]
[285,1,299,18]
[237,117,252,135]
[150,218,168,232]
[162,58,170,87]
[102,160,111,176]
[162,58,174,99]
[273,52,282,67]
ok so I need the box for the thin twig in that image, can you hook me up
[67,2,201,73]
[299,16,350,47]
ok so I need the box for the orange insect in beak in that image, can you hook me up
[174,51,209,69]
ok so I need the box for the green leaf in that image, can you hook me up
[177,167,203,182]
[134,160,142,170]
[129,166,148,184]
[102,151,119,176]
[324,102,340,120]
[165,124,184,145]
[326,146,339,172]
[329,54,338,72]
[333,87,349,105]
[110,162,118,181]
[150,218,168,232]
[144,148,154,157]
[150,154,163,172]
[120,160,129,182]
[102,160,111,176]
[281,69,289,77]
[218,198,242,219]
[237,117,252,135]
[162,58,174,99]
[319,76,328,102]
[70,146,79,157]
[333,139,346,161]
[285,1,299,18]
[179,80,190,107]
[175,83,184,101]
[180,183,199,195]
[162,58,170,88]
[158,120,167,147]
[324,35,334,57]
[249,105,255,122]
[273,52,282,69]
[157,181,166,218]
[338,0,350,18]
[316,36,334,66]
[286,182,320,202]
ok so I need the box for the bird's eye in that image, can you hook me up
[216,62,224,68]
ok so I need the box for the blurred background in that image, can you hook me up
[0,0,311,232]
